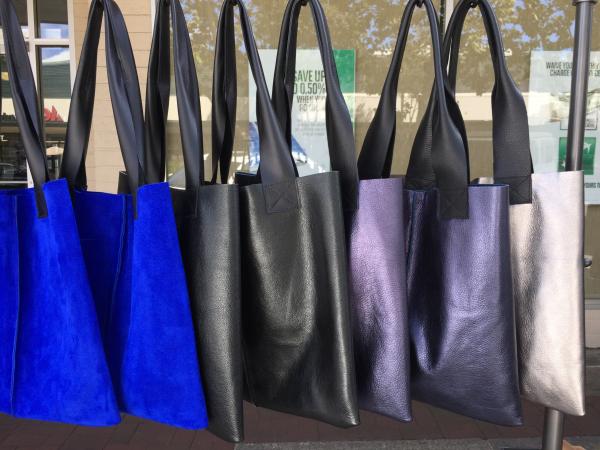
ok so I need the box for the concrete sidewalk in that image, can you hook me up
[239,437,600,450]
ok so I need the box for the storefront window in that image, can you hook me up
[0,0,72,186]
[170,0,599,302]
[171,0,443,182]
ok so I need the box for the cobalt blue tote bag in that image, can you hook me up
[0,0,119,426]
[59,0,208,429]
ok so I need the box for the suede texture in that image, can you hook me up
[0,193,19,415]
[74,182,208,429]
[0,179,120,425]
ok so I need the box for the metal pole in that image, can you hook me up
[566,0,597,173]
[542,408,565,450]
[542,1,597,450]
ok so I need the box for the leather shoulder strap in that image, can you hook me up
[447,0,532,204]
[272,0,359,211]
[212,0,297,195]
[0,0,49,214]
[61,0,145,196]
[145,0,203,189]
[359,0,469,219]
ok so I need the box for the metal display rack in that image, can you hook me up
[543,1,597,450]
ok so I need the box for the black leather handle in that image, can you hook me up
[359,0,469,219]
[0,0,49,214]
[212,0,297,188]
[145,0,203,189]
[61,0,145,195]
[272,0,359,211]
[443,0,532,204]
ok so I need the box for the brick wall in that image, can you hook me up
[72,0,152,193]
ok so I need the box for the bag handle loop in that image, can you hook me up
[443,0,533,204]
[0,0,50,216]
[212,0,298,213]
[359,0,469,219]
[145,0,203,190]
[61,0,145,198]
[272,0,359,211]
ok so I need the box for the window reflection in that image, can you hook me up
[36,0,69,39]
[173,0,441,182]
[174,0,600,300]
[38,46,70,180]
[0,54,28,186]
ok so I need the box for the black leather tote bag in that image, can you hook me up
[362,0,523,426]
[272,0,411,422]
[212,0,360,428]
[144,0,243,441]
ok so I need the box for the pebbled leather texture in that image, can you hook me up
[347,178,411,422]
[480,172,585,416]
[406,184,523,426]
[171,184,244,441]
[240,172,360,428]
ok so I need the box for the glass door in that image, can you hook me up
[0,0,72,187]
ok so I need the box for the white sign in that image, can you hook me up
[248,49,355,176]
[529,50,600,203]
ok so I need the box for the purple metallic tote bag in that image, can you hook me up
[272,0,410,422]
[364,0,523,426]
[445,0,585,416]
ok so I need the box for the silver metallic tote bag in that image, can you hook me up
[446,0,585,416]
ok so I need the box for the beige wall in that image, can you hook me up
[72,0,151,193]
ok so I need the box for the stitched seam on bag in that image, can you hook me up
[264,180,299,214]
[120,197,140,397]
[239,333,257,406]
[108,197,129,380]
[440,188,468,218]
[499,176,531,204]
[10,199,19,415]
[405,191,418,275]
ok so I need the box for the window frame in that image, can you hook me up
[0,0,76,186]
[26,0,77,90]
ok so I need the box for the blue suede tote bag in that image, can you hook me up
[0,0,119,426]
[59,0,208,430]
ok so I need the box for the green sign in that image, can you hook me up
[558,137,596,175]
